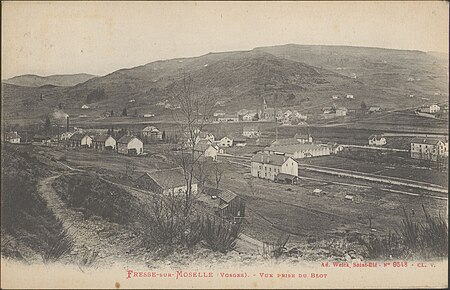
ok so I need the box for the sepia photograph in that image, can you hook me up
[1,1,448,289]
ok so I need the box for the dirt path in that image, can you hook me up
[37,173,143,266]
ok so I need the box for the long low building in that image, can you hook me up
[135,168,198,195]
[264,143,330,159]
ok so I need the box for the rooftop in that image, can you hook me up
[92,134,114,142]
[218,190,238,203]
[411,138,447,145]
[69,133,89,141]
[117,135,141,144]
[265,143,326,154]
[251,152,288,166]
[139,168,189,190]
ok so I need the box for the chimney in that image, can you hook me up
[66,116,70,132]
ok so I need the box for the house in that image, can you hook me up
[216,190,245,219]
[368,135,386,146]
[292,111,307,121]
[142,126,163,140]
[331,95,340,100]
[5,131,21,143]
[368,106,381,113]
[294,133,313,144]
[264,144,330,159]
[33,134,51,144]
[410,138,448,161]
[275,173,300,184]
[117,135,143,155]
[346,94,354,99]
[68,133,92,148]
[60,131,75,141]
[92,135,116,151]
[283,110,293,118]
[242,112,257,121]
[326,143,344,154]
[195,141,221,161]
[335,107,348,116]
[270,138,300,147]
[323,106,333,114]
[143,113,155,118]
[196,131,215,144]
[81,104,90,109]
[135,168,197,195]
[420,104,441,114]
[217,136,233,147]
[213,110,226,117]
[251,152,298,181]
[217,114,239,122]
[233,137,247,147]
[243,125,261,138]
[237,109,249,117]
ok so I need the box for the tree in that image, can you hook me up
[122,108,128,116]
[212,161,226,189]
[169,74,217,219]
[110,110,114,117]
[134,109,138,117]
[162,130,166,142]
[361,101,367,111]
[58,103,63,109]
[44,116,51,132]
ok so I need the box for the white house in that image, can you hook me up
[68,133,92,148]
[368,106,381,113]
[411,138,448,161]
[251,152,298,181]
[243,125,261,138]
[217,136,233,147]
[81,104,90,109]
[195,141,221,161]
[335,107,348,116]
[5,131,21,143]
[142,126,163,140]
[117,135,144,155]
[420,104,441,114]
[368,135,386,146]
[346,94,354,99]
[213,110,226,117]
[92,135,116,151]
[243,112,257,121]
[294,133,313,144]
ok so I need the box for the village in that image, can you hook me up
[3,95,448,239]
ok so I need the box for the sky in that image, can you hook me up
[2,1,449,79]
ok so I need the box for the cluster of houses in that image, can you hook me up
[67,132,145,155]
[416,103,449,119]
[322,106,348,118]
[213,98,308,125]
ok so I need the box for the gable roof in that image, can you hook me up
[251,152,288,166]
[218,190,237,203]
[69,133,90,141]
[6,132,20,139]
[92,134,114,142]
[117,135,141,144]
[139,168,189,190]
[411,138,446,145]
[142,126,160,132]
[265,144,326,154]
[294,133,310,139]
[369,135,384,140]
[271,138,300,146]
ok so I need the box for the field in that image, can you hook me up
[218,160,447,247]
[299,155,448,187]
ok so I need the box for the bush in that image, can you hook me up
[41,219,74,263]
[262,234,290,259]
[201,216,241,253]
[360,205,448,259]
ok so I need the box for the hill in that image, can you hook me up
[2,73,97,87]
[1,45,448,124]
